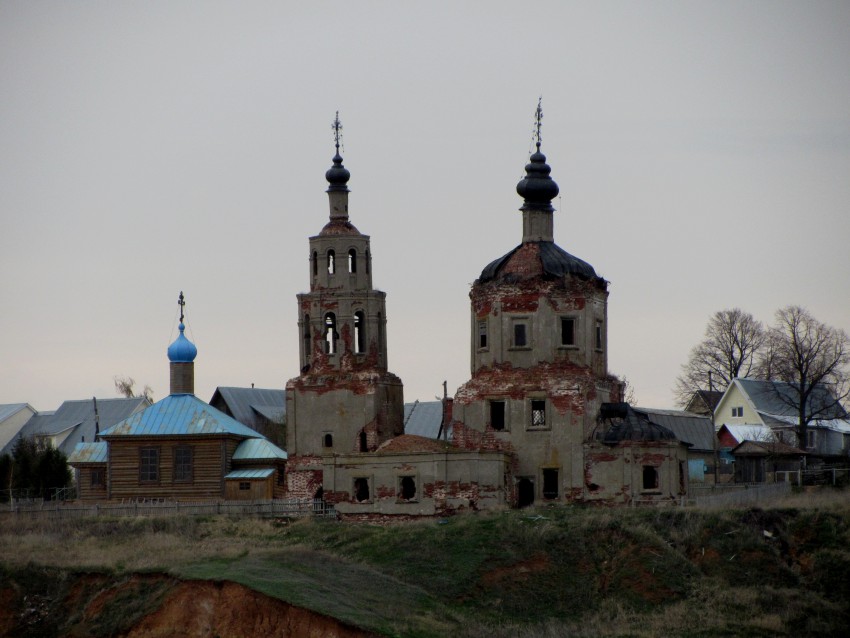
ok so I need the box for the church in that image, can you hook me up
[284,109,689,515]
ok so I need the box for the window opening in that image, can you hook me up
[327,249,335,274]
[365,250,370,275]
[174,446,192,482]
[377,313,383,355]
[514,322,528,347]
[239,482,251,491]
[807,430,817,448]
[139,448,159,483]
[478,321,488,349]
[595,321,603,350]
[354,311,366,354]
[517,477,535,508]
[561,318,575,346]
[642,466,659,490]
[490,400,506,431]
[531,400,546,427]
[91,468,105,488]
[312,251,317,277]
[354,477,370,502]
[324,313,337,354]
[323,433,333,448]
[542,469,558,499]
[399,476,416,501]
[359,431,368,452]
[314,487,324,500]
[348,248,357,273]
[303,315,311,357]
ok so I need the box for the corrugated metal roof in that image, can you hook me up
[1,398,147,456]
[737,378,847,419]
[0,403,33,422]
[209,387,286,430]
[636,408,715,451]
[233,437,288,460]
[68,441,108,464]
[224,468,275,479]
[100,394,263,439]
[403,401,451,439]
[721,424,776,444]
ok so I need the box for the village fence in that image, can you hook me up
[775,467,850,487]
[0,497,336,521]
[688,481,791,508]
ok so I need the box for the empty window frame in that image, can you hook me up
[327,249,335,274]
[323,433,333,448]
[353,477,370,502]
[516,477,535,508]
[365,250,370,275]
[490,400,506,431]
[513,320,528,348]
[542,468,559,500]
[324,313,338,354]
[312,251,318,277]
[530,400,546,427]
[478,320,488,349]
[303,314,311,357]
[595,321,603,351]
[354,311,366,354]
[173,446,193,482]
[348,248,357,273]
[359,431,368,452]
[561,317,576,346]
[399,476,416,501]
[642,465,659,491]
[139,447,160,483]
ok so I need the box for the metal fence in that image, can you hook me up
[689,481,791,508]
[0,497,336,521]
[776,467,850,487]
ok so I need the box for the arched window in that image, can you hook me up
[348,248,357,273]
[303,315,311,357]
[324,313,337,354]
[327,249,335,274]
[312,251,317,277]
[377,312,383,355]
[365,250,370,275]
[354,311,366,354]
[359,431,368,452]
[323,433,333,448]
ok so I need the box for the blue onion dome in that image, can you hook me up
[167,323,197,363]
[325,152,350,192]
[516,144,559,212]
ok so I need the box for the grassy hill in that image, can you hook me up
[1,490,849,637]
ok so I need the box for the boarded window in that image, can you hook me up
[490,400,506,431]
[354,477,370,502]
[478,321,488,349]
[399,476,416,501]
[139,448,159,483]
[514,322,528,347]
[531,400,546,427]
[542,469,558,499]
[561,318,575,346]
[174,446,192,482]
[642,466,659,490]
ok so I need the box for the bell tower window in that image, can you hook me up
[324,313,338,354]
[312,251,318,277]
[561,317,575,346]
[327,250,335,274]
[354,311,366,354]
[478,321,488,349]
[348,249,357,273]
[303,314,311,357]
[365,250,370,275]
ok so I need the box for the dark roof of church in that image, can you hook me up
[478,241,601,284]
[600,403,681,445]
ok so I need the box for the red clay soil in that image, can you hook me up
[124,579,376,638]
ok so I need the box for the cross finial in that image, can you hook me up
[533,96,543,151]
[178,291,185,323]
[332,111,343,153]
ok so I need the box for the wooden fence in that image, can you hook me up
[689,482,791,508]
[0,498,336,521]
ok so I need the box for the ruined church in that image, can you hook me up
[284,111,689,515]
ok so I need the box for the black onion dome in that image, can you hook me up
[516,146,559,212]
[325,152,350,192]
[478,241,601,284]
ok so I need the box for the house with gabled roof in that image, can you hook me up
[69,298,288,502]
[209,386,286,447]
[0,403,38,454]
[715,378,850,462]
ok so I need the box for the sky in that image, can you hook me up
[2,2,849,413]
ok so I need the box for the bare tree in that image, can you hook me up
[757,306,850,449]
[114,376,154,403]
[675,308,766,408]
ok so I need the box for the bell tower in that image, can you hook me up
[285,114,404,485]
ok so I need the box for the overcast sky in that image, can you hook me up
[2,2,849,413]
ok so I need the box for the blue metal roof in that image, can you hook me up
[233,437,288,460]
[99,394,263,439]
[68,441,108,464]
[225,468,275,479]
[209,386,286,429]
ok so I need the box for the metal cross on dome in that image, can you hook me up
[332,111,343,152]
[178,291,185,323]
[532,97,543,150]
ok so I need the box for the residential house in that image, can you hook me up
[0,403,37,454]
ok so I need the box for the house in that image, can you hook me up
[69,307,288,502]
[715,378,850,462]
[730,440,807,483]
[1,397,148,458]
[634,408,717,484]
[684,390,723,417]
[209,386,286,447]
[0,403,37,454]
